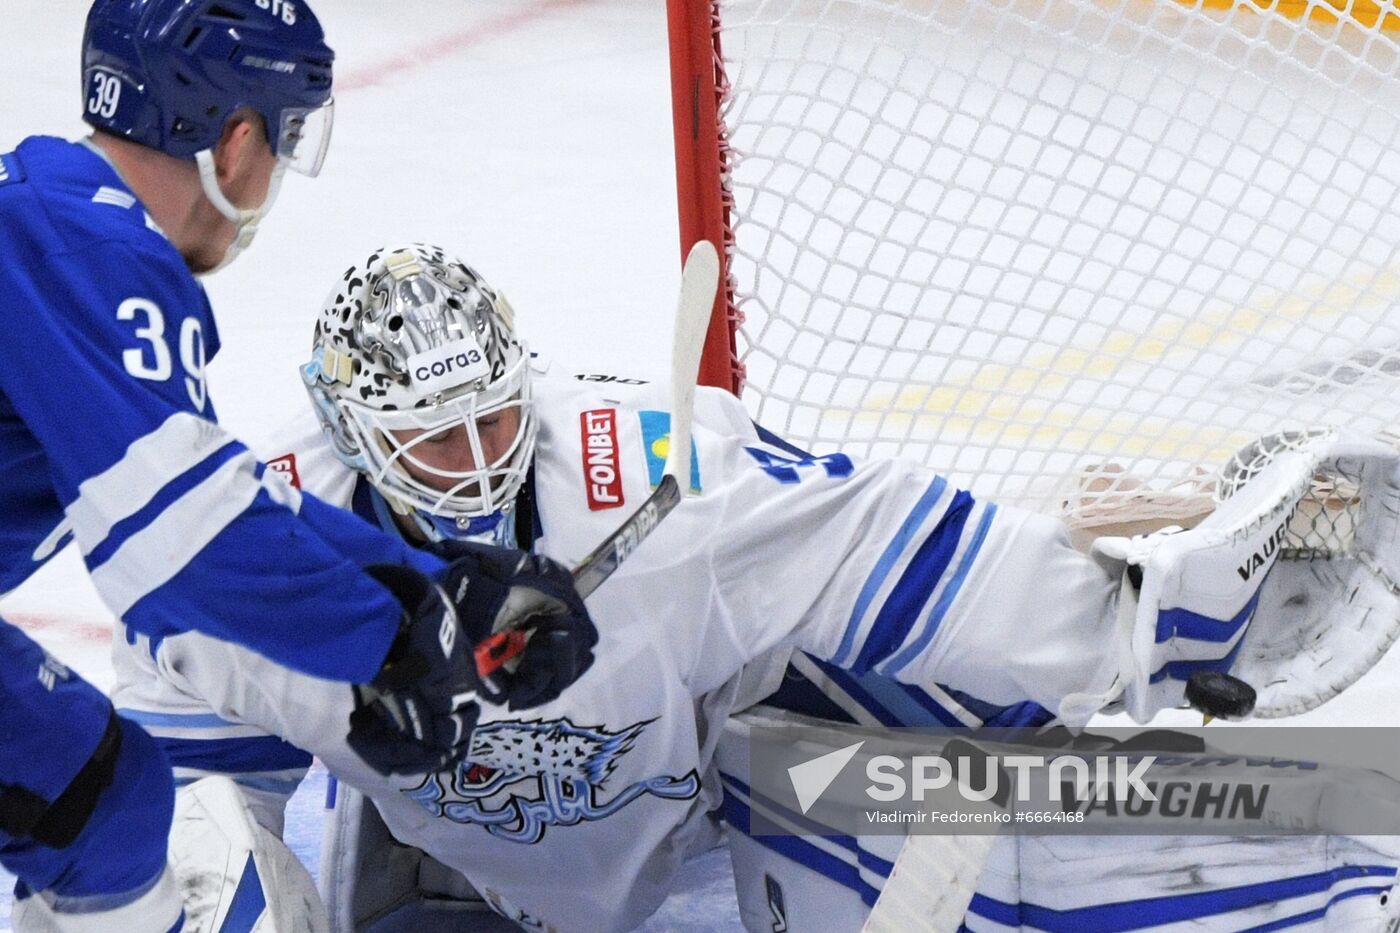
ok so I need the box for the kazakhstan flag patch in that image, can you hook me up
[638,411,702,493]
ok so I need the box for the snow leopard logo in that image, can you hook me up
[404,717,700,844]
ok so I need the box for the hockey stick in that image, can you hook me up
[862,832,997,933]
[474,239,720,677]
[861,737,1006,933]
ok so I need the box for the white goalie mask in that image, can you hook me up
[302,244,536,529]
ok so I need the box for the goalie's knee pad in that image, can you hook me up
[170,775,326,933]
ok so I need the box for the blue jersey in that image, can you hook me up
[0,137,439,682]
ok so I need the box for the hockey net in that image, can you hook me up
[666,0,1400,551]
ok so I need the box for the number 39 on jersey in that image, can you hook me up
[117,297,209,412]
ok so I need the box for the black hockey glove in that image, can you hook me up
[423,539,599,711]
[348,547,597,776]
[348,563,481,776]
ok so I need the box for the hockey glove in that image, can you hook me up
[349,547,598,775]
[348,563,483,776]
[1080,430,1400,723]
[423,540,599,711]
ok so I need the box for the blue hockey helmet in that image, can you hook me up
[81,0,335,176]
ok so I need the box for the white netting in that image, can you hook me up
[708,0,1400,529]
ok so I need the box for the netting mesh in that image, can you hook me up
[709,0,1400,534]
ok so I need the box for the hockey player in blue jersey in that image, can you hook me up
[112,243,1400,930]
[0,4,596,930]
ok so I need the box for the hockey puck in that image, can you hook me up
[1184,671,1256,720]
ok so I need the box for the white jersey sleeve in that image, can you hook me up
[529,368,1121,719]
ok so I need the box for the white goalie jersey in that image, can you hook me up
[113,359,1133,930]
[112,360,1400,931]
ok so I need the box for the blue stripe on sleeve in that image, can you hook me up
[1155,589,1262,644]
[834,476,947,666]
[117,708,237,729]
[852,489,973,673]
[157,734,311,774]
[85,440,243,569]
[806,655,967,727]
[884,503,997,674]
[806,661,918,727]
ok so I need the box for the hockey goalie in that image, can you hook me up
[113,243,1400,931]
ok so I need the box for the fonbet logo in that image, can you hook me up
[580,409,624,511]
[265,453,301,489]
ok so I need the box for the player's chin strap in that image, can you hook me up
[365,481,518,549]
[194,148,286,274]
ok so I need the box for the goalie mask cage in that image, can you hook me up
[666,0,1400,533]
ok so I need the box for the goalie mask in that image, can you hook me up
[302,245,536,536]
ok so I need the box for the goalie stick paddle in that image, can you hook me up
[474,239,720,678]
[861,738,1007,933]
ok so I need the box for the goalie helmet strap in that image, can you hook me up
[0,708,122,848]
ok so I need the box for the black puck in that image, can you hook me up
[1184,671,1256,719]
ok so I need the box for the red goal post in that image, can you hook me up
[668,0,743,394]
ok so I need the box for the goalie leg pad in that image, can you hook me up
[169,775,327,933]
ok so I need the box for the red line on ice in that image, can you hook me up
[7,612,113,643]
[337,0,583,93]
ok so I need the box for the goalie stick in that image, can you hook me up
[861,738,1006,933]
[473,239,719,678]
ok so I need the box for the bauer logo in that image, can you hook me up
[265,454,301,489]
[581,409,624,511]
[407,337,490,399]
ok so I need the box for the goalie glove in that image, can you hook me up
[1086,430,1400,723]
[1235,436,1400,716]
